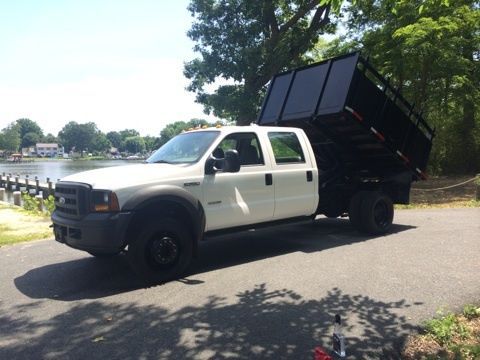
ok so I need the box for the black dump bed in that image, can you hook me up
[257,52,434,181]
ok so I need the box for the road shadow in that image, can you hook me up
[14,217,415,301]
[0,284,418,359]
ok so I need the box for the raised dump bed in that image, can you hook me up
[257,52,434,181]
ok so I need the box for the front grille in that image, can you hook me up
[54,182,90,218]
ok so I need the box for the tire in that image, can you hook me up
[360,191,394,235]
[348,191,367,232]
[127,218,193,284]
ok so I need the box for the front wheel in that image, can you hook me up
[127,218,193,284]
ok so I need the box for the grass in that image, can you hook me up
[0,202,52,246]
[403,304,480,359]
[396,200,480,209]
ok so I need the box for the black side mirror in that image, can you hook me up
[204,149,240,175]
[223,149,240,173]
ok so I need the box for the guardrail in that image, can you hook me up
[0,172,56,203]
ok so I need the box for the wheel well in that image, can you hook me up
[125,200,196,247]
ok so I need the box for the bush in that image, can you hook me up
[424,311,470,346]
[21,192,39,212]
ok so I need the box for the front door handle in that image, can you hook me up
[265,173,273,186]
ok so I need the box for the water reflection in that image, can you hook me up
[0,160,142,182]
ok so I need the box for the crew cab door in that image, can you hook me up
[203,132,274,231]
[267,131,317,219]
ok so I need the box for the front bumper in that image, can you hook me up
[51,210,133,254]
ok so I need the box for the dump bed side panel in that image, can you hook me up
[257,52,434,180]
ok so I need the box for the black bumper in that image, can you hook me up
[51,210,133,254]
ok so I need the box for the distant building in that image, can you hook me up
[35,143,64,157]
[22,147,36,157]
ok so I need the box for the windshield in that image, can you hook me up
[146,131,220,164]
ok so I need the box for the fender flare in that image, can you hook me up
[123,185,205,250]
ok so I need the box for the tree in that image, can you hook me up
[106,131,123,150]
[158,119,219,146]
[0,123,21,152]
[43,133,58,143]
[22,132,41,147]
[143,135,161,152]
[124,136,146,154]
[119,129,140,139]
[319,0,479,174]
[15,118,44,148]
[58,122,99,155]
[91,132,111,153]
[184,0,340,124]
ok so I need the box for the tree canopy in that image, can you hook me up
[184,0,339,124]
[317,0,480,173]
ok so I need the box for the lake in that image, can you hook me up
[0,160,143,182]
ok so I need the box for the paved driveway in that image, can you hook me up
[0,208,479,359]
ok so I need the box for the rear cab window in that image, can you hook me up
[268,132,306,164]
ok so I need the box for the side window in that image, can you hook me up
[268,132,305,164]
[213,133,264,166]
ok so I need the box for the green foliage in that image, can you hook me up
[15,118,44,148]
[0,122,21,152]
[20,193,55,216]
[158,119,220,146]
[58,121,111,155]
[106,131,123,149]
[424,310,471,346]
[22,132,41,147]
[44,195,55,216]
[22,192,40,213]
[463,304,480,319]
[330,0,480,174]
[124,136,146,154]
[185,0,338,124]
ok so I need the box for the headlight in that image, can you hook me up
[91,190,120,212]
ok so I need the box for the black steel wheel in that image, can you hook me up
[360,192,394,235]
[127,218,193,283]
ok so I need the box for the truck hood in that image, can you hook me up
[60,163,195,190]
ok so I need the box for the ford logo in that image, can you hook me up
[59,197,66,205]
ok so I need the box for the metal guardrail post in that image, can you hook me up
[35,176,40,194]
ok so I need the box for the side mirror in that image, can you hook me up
[204,149,240,175]
[223,149,240,173]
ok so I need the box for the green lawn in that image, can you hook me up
[0,202,52,246]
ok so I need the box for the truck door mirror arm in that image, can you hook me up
[205,149,240,175]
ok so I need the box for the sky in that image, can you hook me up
[0,0,219,136]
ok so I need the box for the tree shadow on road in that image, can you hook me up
[14,217,415,301]
[0,284,418,359]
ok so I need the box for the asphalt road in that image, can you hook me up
[0,208,479,359]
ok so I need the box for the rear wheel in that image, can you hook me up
[360,192,394,235]
[127,218,193,284]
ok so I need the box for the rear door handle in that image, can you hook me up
[265,173,273,186]
[306,170,313,182]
